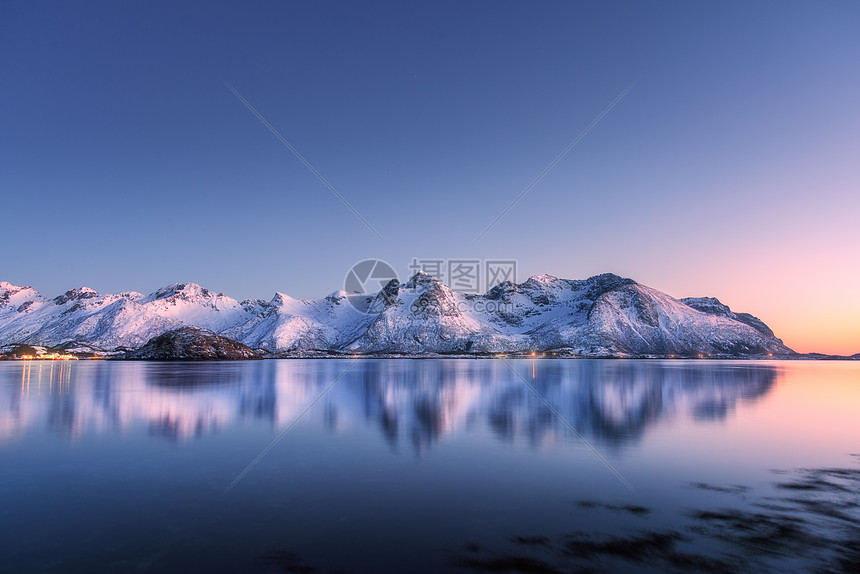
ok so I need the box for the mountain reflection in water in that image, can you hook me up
[1,359,776,450]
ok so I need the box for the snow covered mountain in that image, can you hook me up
[221,291,375,353]
[0,281,260,350]
[0,274,793,357]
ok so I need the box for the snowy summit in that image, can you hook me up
[0,274,793,358]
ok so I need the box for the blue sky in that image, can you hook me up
[2,1,859,352]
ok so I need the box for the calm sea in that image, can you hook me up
[1,359,857,572]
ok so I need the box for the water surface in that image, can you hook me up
[1,359,857,572]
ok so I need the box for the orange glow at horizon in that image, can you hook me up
[731,297,860,356]
[556,153,860,357]
[631,241,860,356]
[777,320,860,356]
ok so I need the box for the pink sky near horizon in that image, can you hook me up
[627,255,860,356]
[544,142,860,356]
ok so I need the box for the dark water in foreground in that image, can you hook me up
[1,359,857,573]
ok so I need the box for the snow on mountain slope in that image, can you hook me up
[0,282,259,349]
[680,296,777,338]
[581,283,792,356]
[346,271,510,354]
[0,285,177,349]
[140,283,259,333]
[0,275,794,357]
[481,273,635,337]
[222,291,375,352]
[0,281,49,317]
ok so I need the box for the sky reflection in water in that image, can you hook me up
[0,359,857,573]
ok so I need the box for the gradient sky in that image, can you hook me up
[2,1,858,354]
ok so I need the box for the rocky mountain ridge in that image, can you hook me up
[0,274,794,357]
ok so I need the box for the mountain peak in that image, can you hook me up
[586,272,634,285]
[0,273,792,357]
[53,287,99,305]
[0,281,33,293]
[149,282,212,301]
[681,296,776,338]
[0,282,43,310]
[404,270,443,289]
[681,297,732,317]
[270,292,299,306]
[326,290,349,302]
[526,274,560,283]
